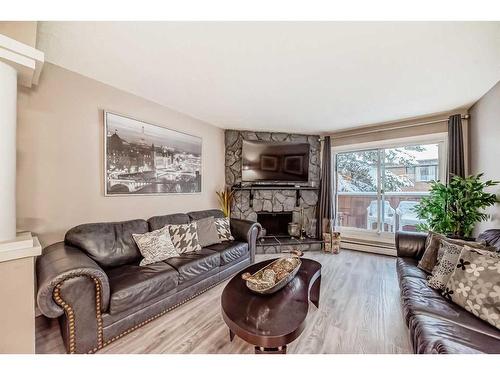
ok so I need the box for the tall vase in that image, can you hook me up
[307,218,317,238]
[300,208,306,239]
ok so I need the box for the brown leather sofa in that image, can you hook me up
[36,209,261,354]
[396,229,500,354]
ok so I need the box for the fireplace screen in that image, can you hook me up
[257,212,293,237]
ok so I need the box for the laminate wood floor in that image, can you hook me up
[35,250,412,354]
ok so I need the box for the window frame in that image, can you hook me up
[332,132,448,245]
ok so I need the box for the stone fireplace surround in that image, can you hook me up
[225,130,321,254]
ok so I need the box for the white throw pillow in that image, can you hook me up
[214,217,234,242]
[132,226,179,266]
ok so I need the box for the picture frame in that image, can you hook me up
[103,111,202,196]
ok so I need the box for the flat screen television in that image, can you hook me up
[241,140,310,183]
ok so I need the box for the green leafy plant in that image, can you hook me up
[216,188,234,217]
[414,174,499,238]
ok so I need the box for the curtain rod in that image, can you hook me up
[321,114,469,140]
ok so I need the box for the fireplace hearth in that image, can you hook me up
[257,211,293,237]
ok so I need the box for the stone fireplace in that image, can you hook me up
[225,130,322,253]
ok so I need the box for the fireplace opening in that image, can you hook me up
[257,211,293,237]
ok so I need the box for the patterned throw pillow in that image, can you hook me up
[427,240,464,290]
[436,239,494,261]
[418,231,490,273]
[444,246,500,329]
[132,226,179,266]
[214,217,234,241]
[167,222,202,253]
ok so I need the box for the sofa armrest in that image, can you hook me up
[230,218,262,263]
[395,231,428,260]
[36,242,110,319]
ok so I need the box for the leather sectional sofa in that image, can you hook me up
[36,209,261,354]
[396,229,500,354]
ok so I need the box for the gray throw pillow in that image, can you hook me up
[418,232,445,273]
[195,216,221,248]
[132,226,179,266]
[444,246,500,330]
[167,222,202,253]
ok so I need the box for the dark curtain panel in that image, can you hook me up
[447,114,465,182]
[317,136,333,239]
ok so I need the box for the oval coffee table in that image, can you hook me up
[221,258,321,354]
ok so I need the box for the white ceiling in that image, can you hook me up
[37,22,500,133]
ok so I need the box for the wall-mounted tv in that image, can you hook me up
[241,140,310,183]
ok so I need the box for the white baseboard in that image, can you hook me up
[341,240,396,257]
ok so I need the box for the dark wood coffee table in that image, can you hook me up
[221,258,321,354]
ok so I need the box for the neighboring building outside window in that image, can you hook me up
[415,161,438,182]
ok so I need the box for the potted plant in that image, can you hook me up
[414,173,499,239]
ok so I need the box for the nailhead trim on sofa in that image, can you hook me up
[53,274,223,354]
[92,279,223,353]
[53,275,103,354]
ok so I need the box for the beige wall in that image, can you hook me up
[469,80,500,235]
[0,21,38,47]
[17,63,225,247]
[0,256,36,353]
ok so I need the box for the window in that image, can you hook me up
[333,135,446,242]
[415,164,438,182]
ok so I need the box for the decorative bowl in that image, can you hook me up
[241,250,303,295]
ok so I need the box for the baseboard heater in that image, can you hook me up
[340,237,396,257]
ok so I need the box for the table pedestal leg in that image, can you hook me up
[310,275,321,308]
[229,329,235,342]
[254,345,287,354]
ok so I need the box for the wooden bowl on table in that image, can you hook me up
[241,250,303,295]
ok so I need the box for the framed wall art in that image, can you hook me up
[104,111,202,195]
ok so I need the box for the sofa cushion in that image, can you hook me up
[396,257,428,280]
[399,272,500,340]
[148,213,190,232]
[400,276,459,323]
[206,241,249,266]
[398,253,500,354]
[164,248,220,284]
[187,209,225,221]
[107,262,179,315]
[408,313,500,354]
[65,219,148,268]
